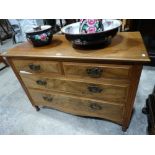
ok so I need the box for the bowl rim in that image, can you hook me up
[61,19,122,36]
[25,25,52,34]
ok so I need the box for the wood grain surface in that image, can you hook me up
[63,62,132,80]
[20,73,129,104]
[12,59,61,74]
[29,89,123,124]
[4,32,150,63]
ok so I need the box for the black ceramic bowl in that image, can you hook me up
[25,25,53,47]
[61,20,122,49]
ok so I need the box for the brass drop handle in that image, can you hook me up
[88,85,103,93]
[29,64,40,71]
[89,103,102,110]
[86,67,103,78]
[43,96,53,102]
[36,79,47,86]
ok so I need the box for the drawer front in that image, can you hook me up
[29,89,123,123]
[21,74,128,104]
[63,62,132,80]
[12,59,61,74]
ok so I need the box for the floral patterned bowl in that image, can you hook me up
[79,19,104,34]
[61,19,122,49]
[25,25,53,47]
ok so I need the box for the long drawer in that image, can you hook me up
[12,59,62,74]
[20,74,129,104]
[29,89,124,124]
[63,62,132,80]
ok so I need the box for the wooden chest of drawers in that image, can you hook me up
[4,32,150,131]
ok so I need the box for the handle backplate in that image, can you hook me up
[36,79,47,86]
[89,103,102,110]
[86,67,103,78]
[88,85,103,93]
[43,96,53,102]
[29,64,40,71]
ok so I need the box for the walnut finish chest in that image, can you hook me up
[4,32,150,131]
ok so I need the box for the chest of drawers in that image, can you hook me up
[4,32,150,131]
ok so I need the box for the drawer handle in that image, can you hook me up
[89,103,102,110]
[88,85,103,93]
[29,64,40,71]
[43,96,53,102]
[86,67,103,78]
[36,80,47,86]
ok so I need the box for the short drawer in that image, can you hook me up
[12,59,61,74]
[21,74,129,104]
[63,62,132,80]
[29,89,124,124]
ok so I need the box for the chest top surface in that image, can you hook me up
[4,32,150,63]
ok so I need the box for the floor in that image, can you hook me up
[0,38,155,135]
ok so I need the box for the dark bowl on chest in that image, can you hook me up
[25,25,53,47]
[61,20,122,49]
